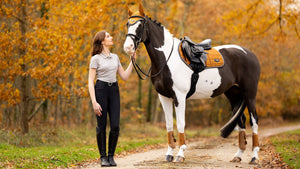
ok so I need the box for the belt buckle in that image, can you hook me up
[108,82,113,86]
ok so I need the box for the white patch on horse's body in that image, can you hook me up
[214,45,247,54]
[154,28,174,60]
[154,28,222,100]
[190,69,222,99]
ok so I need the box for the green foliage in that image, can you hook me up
[271,130,300,169]
[0,123,218,168]
[0,126,97,168]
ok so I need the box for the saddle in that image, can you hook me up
[181,37,211,69]
[178,37,224,99]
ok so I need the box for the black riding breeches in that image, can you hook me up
[95,80,120,133]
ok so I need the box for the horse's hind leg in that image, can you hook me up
[225,86,247,162]
[245,98,259,164]
[158,94,175,162]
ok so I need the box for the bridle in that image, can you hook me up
[126,15,146,50]
[126,15,174,80]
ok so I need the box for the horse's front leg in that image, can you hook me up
[174,93,187,163]
[158,94,175,162]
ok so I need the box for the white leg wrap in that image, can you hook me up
[166,145,173,156]
[252,147,260,159]
[176,145,187,157]
[234,148,244,158]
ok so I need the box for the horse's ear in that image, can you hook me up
[127,5,133,16]
[138,2,145,16]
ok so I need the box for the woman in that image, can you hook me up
[88,31,135,167]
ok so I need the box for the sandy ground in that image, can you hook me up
[80,125,300,169]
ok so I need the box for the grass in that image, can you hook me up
[271,129,300,169]
[0,123,218,168]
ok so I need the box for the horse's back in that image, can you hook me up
[215,45,260,77]
[207,45,260,97]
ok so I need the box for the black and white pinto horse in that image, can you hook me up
[123,4,260,164]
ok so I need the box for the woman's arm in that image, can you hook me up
[118,53,136,81]
[88,68,102,116]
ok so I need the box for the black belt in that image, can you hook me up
[97,80,118,87]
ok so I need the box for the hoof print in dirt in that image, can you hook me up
[165,155,174,162]
[230,157,241,163]
[249,157,259,165]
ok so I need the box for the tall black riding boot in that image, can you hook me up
[108,130,119,166]
[96,127,110,167]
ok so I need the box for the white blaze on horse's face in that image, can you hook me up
[123,21,142,55]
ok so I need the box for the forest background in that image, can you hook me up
[0,0,299,135]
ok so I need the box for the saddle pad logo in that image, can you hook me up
[205,48,224,68]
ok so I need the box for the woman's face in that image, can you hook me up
[102,32,113,46]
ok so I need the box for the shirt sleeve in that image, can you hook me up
[89,56,98,69]
[117,55,122,67]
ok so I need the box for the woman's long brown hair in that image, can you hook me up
[91,31,106,56]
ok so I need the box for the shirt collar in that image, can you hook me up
[101,52,112,59]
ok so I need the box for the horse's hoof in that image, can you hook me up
[230,157,241,163]
[249,157,259,165]
[165,155,174,162]
[175,156,185,163]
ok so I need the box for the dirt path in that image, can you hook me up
[81,125,300,169]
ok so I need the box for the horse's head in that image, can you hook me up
[123,3,146,56]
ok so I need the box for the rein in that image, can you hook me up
[131,38,174,80]
[126,15,174,80]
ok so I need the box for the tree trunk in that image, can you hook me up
[19,0,29,134]
[146,80,152,122]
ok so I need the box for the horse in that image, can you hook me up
[123,4,260,164]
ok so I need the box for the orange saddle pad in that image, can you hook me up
[179,44,224,68]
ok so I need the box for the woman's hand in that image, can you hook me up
[93,102,103,116]
[130,52,136,60]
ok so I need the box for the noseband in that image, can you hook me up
[126,15,174,80]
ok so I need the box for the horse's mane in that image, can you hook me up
[145,15,163,28]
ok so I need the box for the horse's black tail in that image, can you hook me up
[220,100,246,138]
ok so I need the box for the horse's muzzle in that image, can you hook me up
[123,41,135,56]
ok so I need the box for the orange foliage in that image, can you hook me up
[0,0,299,130]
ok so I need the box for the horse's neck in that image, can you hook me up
[144,24,175,69]
[154,28,175,59]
